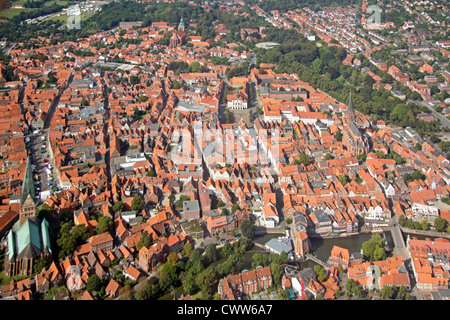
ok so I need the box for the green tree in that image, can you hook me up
[131,194,145,211]
[135,282,161,300]
[182,272,198,296]
[373,246,387,261]
[312,58,322,74]
[112,200,124,213]
[390,103,409,122]
[314,264,328,282]
[189,61,203,73]
[420,219,429,231]
[129,75,139,85]
[146,169,156,177]
[96,216,113,234]
[338,174,350,185]
[136,230,152,251]
[361,234,386,262]
[72,224,91,244]
[167,252,180,266]
[380,285,397,299]
[278,289,290,300]
[33,256,51,274]
[196,266,219,299]
[81,98,89,107]
[397,285,406,300]
[86,274,102,292]
[217,253,243,275]
[159,262,179,292]
[270,262,284,288]
[57,232,76,259]
[434,217,448,232]
[295,154,310,166]
[411,171,425,181]
[240,219,255,239]
[138,95,148,103]
[204,244,220,265]
[252,252,270,268]
[35,203,54,220]
[186,249,204,276]
[181,242,194,258]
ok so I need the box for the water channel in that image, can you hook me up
[159,230,444,299]
[254,231,394,269]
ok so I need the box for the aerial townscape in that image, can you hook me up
[0,0,449,304]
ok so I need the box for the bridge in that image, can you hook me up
[305,254,330,268]
[388,220,410,261]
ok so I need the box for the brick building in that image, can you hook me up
[218,266,273,300]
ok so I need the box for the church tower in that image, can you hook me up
[19,156,36,225]
[170,17,187,48]
[347,91,355,123]
[178,17,185,32]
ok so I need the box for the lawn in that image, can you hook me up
[43,0,70,7]
[0,8,33,19]
[48,11,95,24]
[0,0,71,19]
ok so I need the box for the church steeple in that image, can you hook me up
[178,17,185,31]
[19,155,36,225]
[347,91,355,123]
[20,156,35,206]
[348,91,354,112]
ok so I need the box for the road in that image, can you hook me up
[417,101,450,128]
[24,72,73,200]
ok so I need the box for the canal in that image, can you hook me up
[254,231,394,269]
[159,230,435,299]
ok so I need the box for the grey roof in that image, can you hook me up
[299,268,316,284]
[150,123,160,131]
[397,265,408,273]
[293,211,308,232]
[121,210,137,217]
[20,156,35,206]
[348,91,354,112]
[349,121,362,137]
[183,200,200,212]
[312,211,332,224]
[265,237,293,254]
[351,252,363,260]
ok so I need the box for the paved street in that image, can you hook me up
[417,101,450,128]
